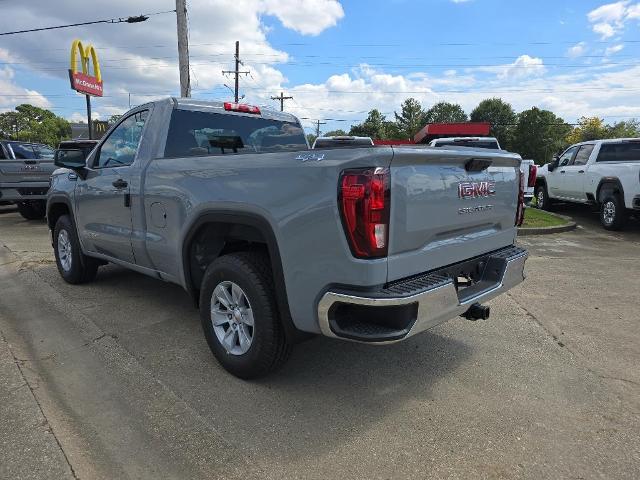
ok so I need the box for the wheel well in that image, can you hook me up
[47,203,70,231]
[182,214,305,343]
[186,222,269,298]
[535,178,546,189]
[596,179,624,204]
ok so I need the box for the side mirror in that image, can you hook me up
[54,149,86,170]
[548,157,559,172]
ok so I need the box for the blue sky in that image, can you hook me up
[1,0,640,135]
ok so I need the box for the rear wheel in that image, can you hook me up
[17,200,46,220]
[535,184,552,211]
[53,214,99,283]
[600,195,627,231]
[199,251,292,379]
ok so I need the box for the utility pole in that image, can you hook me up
[270,91,293,112]
[175,0,191,97]
[315,119,327,138]
[222,41,250,102]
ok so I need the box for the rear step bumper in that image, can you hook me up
[317,245,528,343]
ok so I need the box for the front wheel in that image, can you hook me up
[53,214,99,283]
[17,200,46,220]
[535,184,552,211]
[600,195,627,231]
[199,251,292,379]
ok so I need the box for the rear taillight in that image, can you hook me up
[528,164,537,188]
[223,102,261,114]
[339,167,390,258]
[516,170,525,227]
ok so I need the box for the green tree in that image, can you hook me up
[470,98,517,149]
[394,98,425,138]
[349,109,389,139]
[605,119,640,139]
[511,107,572,164]
[108,114,122,125]
[323,129,348,137]
[423,102,468,124]
[306,133,317,145]
[0,104,71,147]
[566,117,608,144]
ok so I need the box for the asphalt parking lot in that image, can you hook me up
[1,204,639,480]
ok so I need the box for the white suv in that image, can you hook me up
[536,138,640,230]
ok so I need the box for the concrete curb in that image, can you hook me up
[518,211,577,236]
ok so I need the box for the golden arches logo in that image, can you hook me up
[68,39,103,97]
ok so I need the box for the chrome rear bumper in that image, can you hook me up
[317,246,528,344]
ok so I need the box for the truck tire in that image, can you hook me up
[199,251,292,379]
[53,214,99,284]
[535,184,552,211]
[600,194,627,231]
[17,200,46,220]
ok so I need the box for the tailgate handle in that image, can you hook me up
[24,160,37,165]
[465,158,493,172]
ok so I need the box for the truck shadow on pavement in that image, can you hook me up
[56,263,473,463]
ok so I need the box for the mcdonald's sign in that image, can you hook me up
[68,39,103,97]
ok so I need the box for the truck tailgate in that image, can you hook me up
[0,159,55,184]
[388,146,520,282]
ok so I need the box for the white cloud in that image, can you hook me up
[567,42,587,58]
[588,1,640,38]
[605,43,625,55]
[261,0,344,35]
[0,65,51,112]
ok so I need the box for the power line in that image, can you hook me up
[0,9,175,36]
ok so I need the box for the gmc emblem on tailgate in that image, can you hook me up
[458,181,496,199]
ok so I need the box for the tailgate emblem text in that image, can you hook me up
[458,181,496,199]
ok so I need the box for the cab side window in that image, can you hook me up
[573,144,594,166]
[558,146,578,167]
[95,110,148,168]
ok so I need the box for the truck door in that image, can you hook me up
[563,144,594,201]
[74,111,148,263]
[549,146,578,199]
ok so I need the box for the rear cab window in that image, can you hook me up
[596,141,640,162]
[434,140,500,150]
[164,109,308,158]
[7,142,37,159]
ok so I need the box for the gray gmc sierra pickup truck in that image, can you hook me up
[48,98,528,378]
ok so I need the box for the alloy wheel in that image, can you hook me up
[57,229,73,272]
[603,201,616,225]
[210,281,254,355]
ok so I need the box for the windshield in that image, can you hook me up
[164,109,308,158]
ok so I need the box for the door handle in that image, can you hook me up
[112,179,128,189]
[560,170,566,174]
[578,170,585,173]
